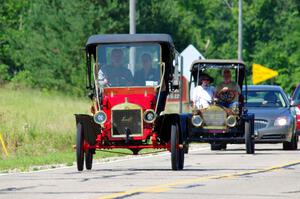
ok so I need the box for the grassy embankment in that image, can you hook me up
[0,86,149,172]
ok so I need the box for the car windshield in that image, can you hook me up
[245,90,287,107]
[97,43,161,87]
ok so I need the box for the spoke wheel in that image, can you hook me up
[76,123,84,171]
[171,124,184,170]
[85,149,93,170]
[283,134,298,150]
[245,121,255,154]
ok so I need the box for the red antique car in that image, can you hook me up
[75,34,185,171]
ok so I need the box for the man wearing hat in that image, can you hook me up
[192,73,215,109]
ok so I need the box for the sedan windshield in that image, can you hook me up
[246,90,287,107]
[97,43,161,87]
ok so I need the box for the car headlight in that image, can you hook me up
[94,111,107,125]
[192,115,203,127]
[226,115,237,127]
[143,109,156,123]
[274,116,289,126]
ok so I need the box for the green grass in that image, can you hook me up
[0,85,91,171]
[0,85,164,172]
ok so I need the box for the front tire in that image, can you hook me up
[171,124,184,170]
[283,134,298,150]
[245,121,255,154]
[76,123,84,171]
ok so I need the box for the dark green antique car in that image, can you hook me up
[185,59,255,154]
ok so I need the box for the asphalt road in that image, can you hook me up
[0,143,299,199]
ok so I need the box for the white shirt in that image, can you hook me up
[192,85,215,109]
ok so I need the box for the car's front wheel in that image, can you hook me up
[76,123,84,171]
[171,124,184,170]
[245,121,255,154]
[283,134,298,150]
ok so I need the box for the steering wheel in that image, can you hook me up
[218,89,236,103]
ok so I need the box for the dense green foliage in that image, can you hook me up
[0,0,299,94]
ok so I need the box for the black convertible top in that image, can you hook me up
[86,34,174,47]
[190,59,246,72]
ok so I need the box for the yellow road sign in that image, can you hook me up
[252,63,278,85]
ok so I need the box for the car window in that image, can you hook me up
[245,90,287,107]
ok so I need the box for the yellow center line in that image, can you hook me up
[98,160,300,199]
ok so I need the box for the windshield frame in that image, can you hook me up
[96,42,162,88]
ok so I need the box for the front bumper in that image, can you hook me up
[255,125,293,143]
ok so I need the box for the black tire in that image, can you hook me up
[210,143,226,150]
[76,123,84,171]
[85,149,93,170]
[245,121,255,154]
[283,134,298,150]
[171,124,184,170]
[183,143,189,154]
[210,143,222,150]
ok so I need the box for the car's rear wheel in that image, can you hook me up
[210,143,227,150]
[245,121,255,154]
[76,123,84,171]
[283,134,298,150]
[171,124,184,170]
[85,149,93,170]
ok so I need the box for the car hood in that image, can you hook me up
[247,107,290,119]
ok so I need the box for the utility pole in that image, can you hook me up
[129,0,136,73]
[129,0,136,34]
[238,0,243,61]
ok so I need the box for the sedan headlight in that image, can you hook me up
[274,116,289,126]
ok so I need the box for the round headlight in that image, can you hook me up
[226,115,237,127]
[94,111,107,125]
[192,115,203,127]
[274,117,288,126]
[144,109,156,123]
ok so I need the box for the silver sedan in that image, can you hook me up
[245,85,298,150]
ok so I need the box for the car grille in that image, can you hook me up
[254,119,268,131]
[112,109,142,137]
[202,105,226,126]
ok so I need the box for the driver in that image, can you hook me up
[98,49,133,87]
[192,73,215,109]
[215,69,241,108]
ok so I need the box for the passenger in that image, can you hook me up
[98,49,133,87]
[215,69,241,108]
[134,53,159,86]
[192,73,215,109]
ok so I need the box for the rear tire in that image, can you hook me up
[85,149,93,170]
[210,143,227,151]
[76,123,84,171]
[171,124,184,170]
[245,121,255,154]
[283,134,298,150]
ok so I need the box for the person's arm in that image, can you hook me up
[98,68,109,87]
